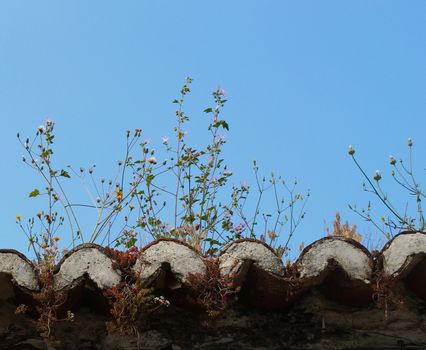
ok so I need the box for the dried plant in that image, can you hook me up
[325,211,362,242]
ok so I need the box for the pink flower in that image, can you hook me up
[240,181,248,191]
[217,87,227,96]
[234,222,246,234]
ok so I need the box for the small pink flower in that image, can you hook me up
[217,87,227,96]
[44,118,54,131]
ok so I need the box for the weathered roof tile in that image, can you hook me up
[53,243,121,290]
[133,238,206,288]
[0,249,39,291]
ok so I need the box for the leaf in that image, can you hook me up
[212,120,229,131]
[29,189,40,198]
[41,149,53,158]
[208,239,220,246]
[204,108,213,113]
[146,174,154,186]
[125,237,137,248]
[60,169,71,178]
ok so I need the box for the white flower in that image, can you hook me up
[147,156,157,165]
[374,169,381,181]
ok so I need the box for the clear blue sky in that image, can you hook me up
[1,1,425,259]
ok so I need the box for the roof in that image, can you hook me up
[1,232,426,349]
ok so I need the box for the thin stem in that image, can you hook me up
[351,155,407,225]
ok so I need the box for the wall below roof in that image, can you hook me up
[0,288,425,349]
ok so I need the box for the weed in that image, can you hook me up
[104,247,169,336]
[17,79,307,259]
[348,140,425,239]
[325,212,362,242]
[187,258,239,317]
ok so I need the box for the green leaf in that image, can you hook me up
[125,237,137,248]
[60,169,71,178]
[204,108,213,113]
[212,120,229,131]
[29,189,40,197]
[146,174,154,186]
[41,149,53,158]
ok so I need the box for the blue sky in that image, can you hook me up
[1,1,425,259]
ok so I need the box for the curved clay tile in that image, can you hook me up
[218,238,284,285]
[0,249,39,291]
[53,243,121,291]
[218,239,290,308]
[218,239,285,279]
[381,231,426,278]
[133,238,206,288]
[296,237,372,283]
[295,237,373,305]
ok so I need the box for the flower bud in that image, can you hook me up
[147,156,157,165]
[373,170,381,181]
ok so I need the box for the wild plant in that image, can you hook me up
[348,139,425,239]
[104,246,169,336]
[17,78,308,258]
[186,258,239,317]
[325,211,362,242]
